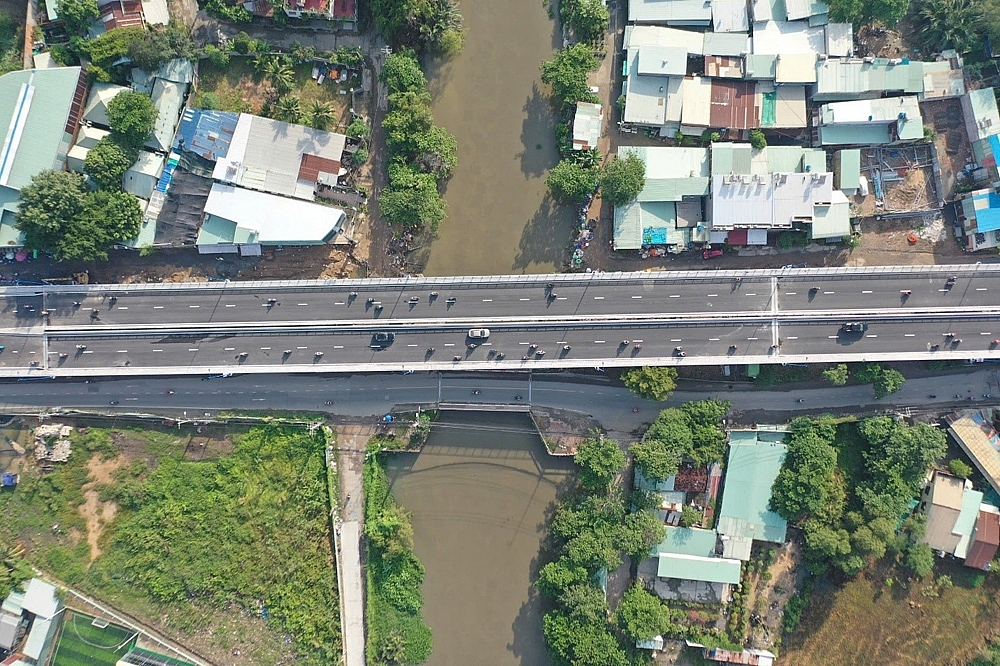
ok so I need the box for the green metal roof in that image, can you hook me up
[657,553,741,583]
[744,54,777,80]
[654,527,719,557]
[637,178,710,202]
[197,214,238,245]
[716,431,788,544]
[956,489,985,541]
[711,143,753,175]
[0,67,81,191]
[835,149,861,190]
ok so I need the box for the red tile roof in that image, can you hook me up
[331,0,354,18]
[64,68,88,137]
[966,509,1000,570]
[99,0,145,29]
[298,153,341,183]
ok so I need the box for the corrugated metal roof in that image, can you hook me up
[202,183,345,244]
[0,67,81,191]
[629,0,712,24]
[963,88,1000,143]
[966,508,1000,569]
[702,32,749,56]
[775,53,817,83]
[825,22,853,56]
[751,20,825,55]
[784,0,827,20]
[123,151,164,198]
[681,76,712,126]
[712,0,748,32]
[709,80,757,129]
[744,54,776,80]
[954,488,985,558]
[711,142,753,175]
[715,431,787,553]
[625,25,706,52]
[82,82,126,127]
[810,191,851,238]
[948,411,1000,498]
[623,52,672,125]
[637,45,690,76]
[573,101,602,150]
[147,79,187,152]
[614,200,643,249]
[813,59,923,101]
[175,108,239,162]
[654,527,719,557]
[834,149,860,190]
[656,552,741,583]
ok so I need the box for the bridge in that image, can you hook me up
[2,264,1000,376]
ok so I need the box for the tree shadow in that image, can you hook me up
[518,84,560,179]
[422,54,457,101]
[513,195,575,272]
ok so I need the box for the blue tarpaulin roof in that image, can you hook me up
[975,190,1000,233]
[174,108,239,163]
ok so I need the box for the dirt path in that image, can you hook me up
[79,455,125,562]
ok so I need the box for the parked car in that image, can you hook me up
[703,249,724,260]
[468,328,491,339]
[841,322,869,333]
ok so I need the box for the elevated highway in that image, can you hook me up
[2,264,1000,376]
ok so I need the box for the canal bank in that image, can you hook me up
[385,411,577,664]
[420,0,576,276]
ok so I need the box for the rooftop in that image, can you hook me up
[657,552,741,584]
[653,526,719,557]
[963,88,1000,143]
[947,410,1000,498]
[629,0,713,24]
[715,430,788,557]
[751,20,826,55]
[572,102,602,150]
[817,96,924,145]
[966,506,1000,569]
[200,183,346,245]
[146,79,187,153]
[712,0,749,32]
[175,108,239,163]
[710,171,833,230]
[23,579,59,620]
[813,58,924,101]
[637,45,690,76]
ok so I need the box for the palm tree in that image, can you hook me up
[307,101,335,131]
[918,0,982,53]
[252,55,274,80]
[275,96,302,124]
[265,58,296,96]
[417,0,462,47]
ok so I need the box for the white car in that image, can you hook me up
[468,328,490,339]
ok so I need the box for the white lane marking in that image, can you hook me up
[707,293,718,297]
[82,350,93,354]
[866,334,877,338]
[904,334,915,337]
[225,347,235,351]
[483,342,493,346]
[978,288,989,291]
[260,347,271,350]
[594,296,605,300]
[633,339,644,343]
[670,339,682,342]
[709,338,720,341]
[785,292,796,295]
[153,306,163,309]
[225,304,236,308]
[152,349,163,352]
[483,299,493,302]
[787,336,798,340]
[746,293,757,296]
[631,296,642,299]
[748,337,759,340]
[188,348,198,351]
[297,346,307,349]
[125,398,138,401]
[334,345,344,349]
[594,340,605,344]
[824,291,835,294]
[116,350,128,353]
[939,289,949,292]
[669,294,680,298]
[828,335,838,339]
[407,344,418,347]
[445,343,455,347]
[118,306,128,310]
[297,303,308,306]
[189,305,200,308]
[982,332,993,336]
[557,297,567,300]
[252,398,266,402]
[862,290,873,294]
[519,298,530,301]
[335,302,345,305]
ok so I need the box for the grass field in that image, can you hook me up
[783,560,1000,665]
[51,611,136,666]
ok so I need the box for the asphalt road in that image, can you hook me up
[3,266,1000,374]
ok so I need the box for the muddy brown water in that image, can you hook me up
[421,0,576,276]
[385,411,576,665]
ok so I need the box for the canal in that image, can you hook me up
[421,0,576,276]
[385,411,576,665]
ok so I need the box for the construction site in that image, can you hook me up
[854,144,942,217]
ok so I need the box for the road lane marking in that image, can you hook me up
[334,345,344,349]
[671,339,682,342]
[866,334,877,338]
[260,347,271,350]
[116,350,128,353]
[118,306,127,310]
[633,339,644,343]
[785,292,796,295]
[152,349,163,352]
[557,297,567,300]
[787,336,798,340]
[297,303,308,306]
[709,338,720,341]
[862,290,873,294]
[983,332,993,335]
[153,306,163,309]
[939,289,949,292]
[445,343,455,347]
[828,335,838,339]
[408,344,418,347]
[335,302,345,305]
[824,291,835,294]
[483,299,492,302]
[669,294,680,298]
[188,348,198,351]
[189,305,200,308]
[594,296,604,300]
[297,346,307,349]
[225,304,236,307]
[748,337,759,340]
[631,296,642,299]
[707,293,718,297]
[82,350,93,354]
[225,347,235,351]
[978,288,989,291]
[746,293,757,296]
[904,334,915,337]
[594,340,605,343]
[519,298,530,301]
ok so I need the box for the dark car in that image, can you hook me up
[841,322,869,333]
[371,332,395,348]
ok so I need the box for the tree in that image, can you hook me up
[949,459,973,479]
[566,530,620,571]
[679,505,702,528]
[106,91,158,151]
[546,160,598,202]
[537,557,590,597]
[307,100,335,131]
[275,95,302,124]
[680,399,731,466]
[770,428,839,522]
[414,125,458,177]
[540,43,599,109]
[365,503,415,561]
[557,583,608,624]
[905,542,935,578]
[749,129,767,150]
[917,0,982,52]
[599,152,646,206]
[616,584,671,643]
[346,116,371,140]
[266,58,296,95]
[543,611,628,666]
[84,137,134,190]
[127,21,194,72]
[631,438,681,482]
[381,163,447,231]
[203,44,230,68]
[618,509,666,561]
[90,189,142,245]
[574,435,625,491]
[383,90,435,157]
[58,0,99,36]
[15,170,89,252]
[562,0,609,44]
[622,367,677,401]
[822,363,849,386]
[380,50,427,94]
[873,367,905,398]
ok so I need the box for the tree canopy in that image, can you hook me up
[380,163,447,231]
[600,152,646,206]
[616,584,672,643]
[106,91,158,152]
[622,366,677,401]
[822,363,848,386]
[827,0,908,25]
[371,0,464,54]
[84,137,134,190]
[559,0,610,44]
[16,170,142,260]
[58,0,99,37]
[540,44,600,109]
[381,50,428,94]
[917,0,983,52]
[574,435,626,491]
[546,160,598,202]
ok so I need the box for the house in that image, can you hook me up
[919,470,982,558]
[146,79,187,153]
[66,125,110,173]
[955,187,1000,252]
[656,553,742,602]
[628,0,713,26]
[702,647,776,665]
[962,88,1000,145]
[945,410,1000,496]
[173,108,239,174]
[13,579,62,666]
[0,613,20,651]
[965,505,1000,570]
[613,146,710,250]
[572,102,602,151]
[82,82,127,129]
[0,66,85,247]
[816,96,924,145]
[716,430,788,560]
[282,0,356,23]
[123,151,164,199]
[833,148,861,195]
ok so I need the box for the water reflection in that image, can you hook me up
[386,412,576,665]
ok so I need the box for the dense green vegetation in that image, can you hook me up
[71,22,194,84]
[822,364,849,386]
[851,363,906,398]
[546,160,599,203]
[379,50,455,232]
[770,416,946,577]
[599,152,646,206]
[828,0,909,27]
[621,367,678,401]
[16,170,143,260]
[364,447,432,665]
[370,0,464,54]
[58,0,99,37]
[557,0,610,45]
[0,12,22,78]
[89,426,341,664]
[631,401,732,482]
